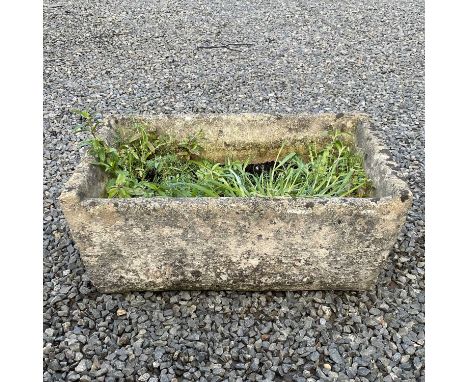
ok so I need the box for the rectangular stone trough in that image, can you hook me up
[60,113,412,292]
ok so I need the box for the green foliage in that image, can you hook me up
[75,111,372,198]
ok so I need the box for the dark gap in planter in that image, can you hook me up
[244,161,278,175]
[145,160,287,180]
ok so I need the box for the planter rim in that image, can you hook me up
[61,112,412,206]
[80,194,396,206]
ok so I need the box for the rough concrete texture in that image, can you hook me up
[115,113,359,163]
[60,113,412,292]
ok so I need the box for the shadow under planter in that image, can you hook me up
[60,113,412,292]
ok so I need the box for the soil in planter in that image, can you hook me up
[76,112,373,198]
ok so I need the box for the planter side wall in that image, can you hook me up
[63,196,409,292]
[112,113,362,163]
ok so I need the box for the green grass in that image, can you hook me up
[75,111,372,198]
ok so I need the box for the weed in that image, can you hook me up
[74,111,372,198]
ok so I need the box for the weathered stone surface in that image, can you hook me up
[114,113,358,163]
[59,113,412,292]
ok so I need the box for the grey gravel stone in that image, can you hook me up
[358,367,371,376]
[75,359,90,373]
[329,348,344,364]
[44,328,54,337]
[138,373,151,381]
[43,0,424,380]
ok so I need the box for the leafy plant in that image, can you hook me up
[75,111,372,198]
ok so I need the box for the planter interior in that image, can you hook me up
[60,113,412,292]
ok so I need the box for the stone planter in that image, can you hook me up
[60,113,412,292]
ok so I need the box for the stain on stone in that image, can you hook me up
[335,112,344,119]
[110,249,121,257]
[77,190,86,200]
[314,199,330,206]
[190,270,202,279]
[366,219,378,232]
[400,190,410,202]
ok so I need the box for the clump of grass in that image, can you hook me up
[74,111,372,198]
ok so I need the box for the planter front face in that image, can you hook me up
[60,113,412,292]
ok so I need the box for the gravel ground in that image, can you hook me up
[43,0,425,381]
